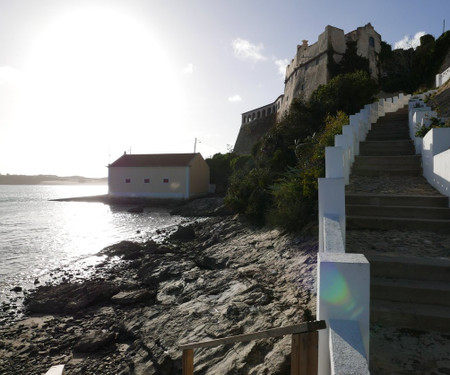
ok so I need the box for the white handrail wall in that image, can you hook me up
[410,95,450,203]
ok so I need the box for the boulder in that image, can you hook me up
[25,281,119,314]
[73,330,115,353]
[169,225,196,241]
[111,289,156,306]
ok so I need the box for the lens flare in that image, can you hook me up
[321,262,365,319]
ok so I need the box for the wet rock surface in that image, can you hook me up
[0,215,318,374]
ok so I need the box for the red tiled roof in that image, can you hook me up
[108,153,201,168]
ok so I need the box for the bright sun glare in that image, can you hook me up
[15,7,183,176]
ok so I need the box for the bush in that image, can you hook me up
[415,116,449,137]
[309,71,377,119]
[225,72,369,229]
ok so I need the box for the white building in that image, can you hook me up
[108,153,210,199]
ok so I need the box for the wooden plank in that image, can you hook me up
[182,349,194,375]
[180,320,326,350]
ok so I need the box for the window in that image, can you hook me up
[144,178,150,183]
[369,36,375,48]
[125,178,131,183]
[163,178,169,183]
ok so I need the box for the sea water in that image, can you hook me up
[0,184,184,304]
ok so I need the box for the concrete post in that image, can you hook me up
[317,253,370,375]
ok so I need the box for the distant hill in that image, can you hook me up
[0,174,107,185]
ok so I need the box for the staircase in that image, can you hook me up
[345,106,450,333]
[347,106,450,232]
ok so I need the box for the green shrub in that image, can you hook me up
[225,72,371,229]
[415,117,449,137]
[309,71,377,119]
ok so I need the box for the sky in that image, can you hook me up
[0,0,449,177]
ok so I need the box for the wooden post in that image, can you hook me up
[182,349,194,375]
[291,332,318,375]
[306,331,318,375]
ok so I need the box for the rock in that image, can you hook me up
[73,330,115,353]
[10,286,22,293]
[111,289,156,306]
[170,197,232,217]
[128,206,144,213]
[169,225,196,241]
[195,255,229,270]
[25,281,119,314]
[101,240,144,260]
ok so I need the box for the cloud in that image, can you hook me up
[228,94,242,102]
[0,66,22,85]
[275,59,289,78]
[394,31,426,50]
[183,63,194,74]
[232,38,266,62]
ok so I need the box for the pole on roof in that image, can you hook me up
[194,138,197,153]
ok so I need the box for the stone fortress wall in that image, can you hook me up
[233,23,381,155]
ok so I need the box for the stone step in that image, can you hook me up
[371,299,450,332]
[369,124,409,132]
[366,133,410,141]
[346,215,450,232]
[371,277,450,306]
[366,253,450,282]
[346,204,450,219]
[359,140,415,156]
[350,166,421,177]
[353,155,421,167]
[346,194,449,207]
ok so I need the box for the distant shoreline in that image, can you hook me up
[0,174,107,185]
[51,194,181,208]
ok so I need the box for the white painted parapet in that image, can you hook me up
[318,177,345,253]
[377,99,385,117]
[421,128,450,201]
[342,125,357,163]
[409,107,437,141]
[434,149,450,198]
[436,66,450,88]
[325,147,345,179]
[334,134,351,184]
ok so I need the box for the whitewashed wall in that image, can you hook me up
[436,66,450,88]
[421,127,450,203]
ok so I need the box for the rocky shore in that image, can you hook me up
[0,210,318,374]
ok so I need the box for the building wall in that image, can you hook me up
[241,95,284,125]
[108,166,189,198]
[345,23,381,79]
[281,25,347,114]
[188,154,210,196]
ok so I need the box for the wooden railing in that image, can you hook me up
[179,320,326,375]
